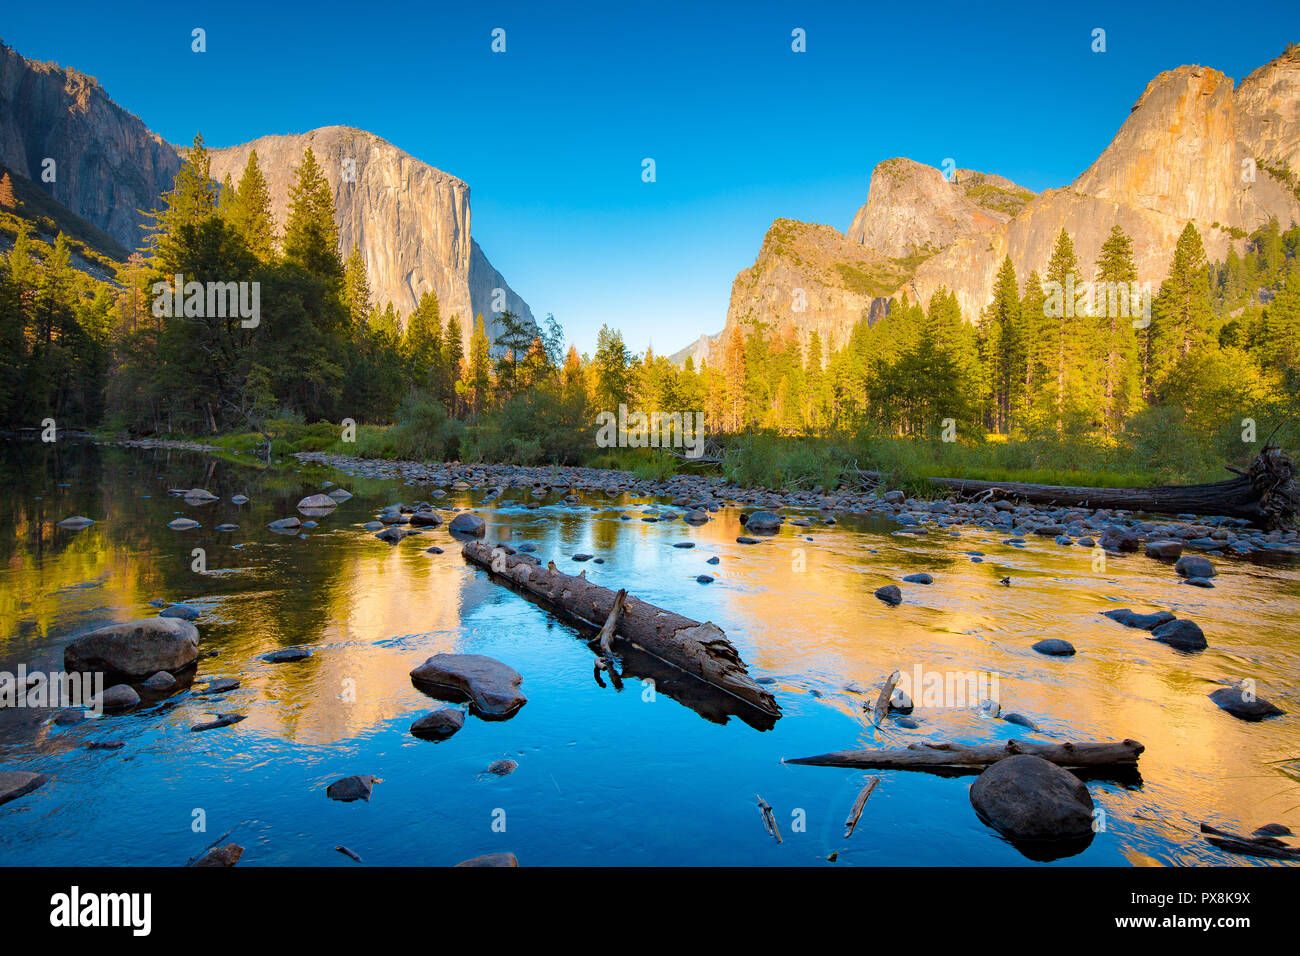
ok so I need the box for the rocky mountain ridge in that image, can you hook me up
[679,44,1300,367]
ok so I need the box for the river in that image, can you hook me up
[1,439,1297,866]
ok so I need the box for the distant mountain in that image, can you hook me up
[675,44,1300,366]
[0,42,534,349]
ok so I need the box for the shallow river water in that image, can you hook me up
[1,440,1298,866]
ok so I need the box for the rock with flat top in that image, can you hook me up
[455,852,518,867]
[410,653,527,719]
[0,771,50,806]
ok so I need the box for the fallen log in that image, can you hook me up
[870,670,901,728]
[786,738,1144,772]
[463,541,781,718]
[927,445,1297,529]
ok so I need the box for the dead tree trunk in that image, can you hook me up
[786,738,1144,771]
[927,445,1296,529]
[463,541,781,718]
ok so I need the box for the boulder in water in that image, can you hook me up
[410,653,527,719]
[65,617,200,679]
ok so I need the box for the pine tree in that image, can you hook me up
[341,245,372,327]
[443,315,464,412]
[978,256,1023,433]
[1093,224,1141,431]
[143,133,219,269]
[403,291,444,392]
[227,150,277,262]
[283,147,341,279]
[464,314,493,413]
[1150,221,1213,392]
[594,323,632,414]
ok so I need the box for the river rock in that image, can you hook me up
[1102,608,1176,630]
[230,495,250,505]
[268,517,301,532]
[376,526,419,543]
[455,852,518,867]
[875,585,902,606]
[1099,527,1140,551]
[448,512,486,537]
[297,493,338,515]
[1032,638,1076,657]
[57,516,95,530]
[486,759,518,776]
[410,653,527,719]
[190,844,243,867]
[160,603,200,621]
[408,510,443,527]
[744,511,782,533]
[1003,713,1039,731]
[263,647,311,663]
[141,671,177,692]
[327,488,353,501]
[0,771,51,806]
[65,617,200,679]
[1150,618,1207,651]
[902,572,933,584]
[1175,554,1217,579]
[92,684,141,712]
[696,574,714,584]
[201,678,241,694]
[969,754,1095,843]
[326,775,376,802]
[183,489,219,504]
[191,713,246,731]
[410,707,466,741]
[1145,540,1184,560]
[889,688,914,713]
[168,518,200,531]
[1209,687,1285,721]
[684,510,709,524]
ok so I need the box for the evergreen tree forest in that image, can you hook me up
[2,135,1299,484]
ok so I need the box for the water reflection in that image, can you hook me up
[0,438,1297,867]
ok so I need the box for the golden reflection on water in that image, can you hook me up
[1,444,1298,861]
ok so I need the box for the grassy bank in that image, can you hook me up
[102,393,1292,498]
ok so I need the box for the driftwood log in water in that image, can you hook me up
[462,541,781,718]
[787,738,1144,772]
[927,445,1297,529]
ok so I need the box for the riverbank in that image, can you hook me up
[295,450,1300,562]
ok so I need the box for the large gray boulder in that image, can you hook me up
[1209,686,1285,721]
[65,617,200,679]
[448,512,486,537]
[410,653,526,719]
[743,511,782,533]
[970,754,1095,843]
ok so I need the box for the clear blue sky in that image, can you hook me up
[3,1,1296,354]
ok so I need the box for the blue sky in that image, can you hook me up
[3,1,1296,354]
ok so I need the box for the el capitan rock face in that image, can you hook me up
[0,42,181,249]
[0,44,533,350]
[207,127,533,350]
